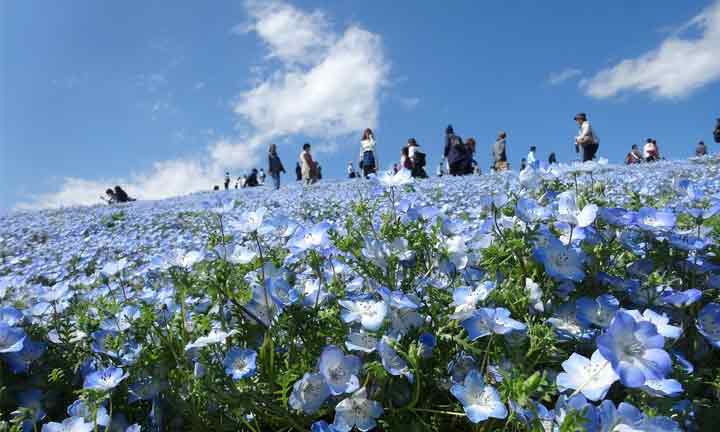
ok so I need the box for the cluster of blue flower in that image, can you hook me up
[1,157,720,430]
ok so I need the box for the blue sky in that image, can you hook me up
[2,0,720,209]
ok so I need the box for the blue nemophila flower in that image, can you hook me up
[223,347,257,381]
[635,207,676,231]
[553,394,598,431]
[288,222,332,253]
[228,244,257,264]
[311,420,339,432]
[556,350,618,401]
[231,207,267,233]
[4,338,46,373]
[333,387,384,432]
[598,400,680,431]
[576,294,619,328]
[696,303,720,348]
[516,198,552,224]
[418,332,436,359]
[0,323,25,353]
[289,372,330,414]
[641,378,684,397]
[532,240,585,282]
[339,298,387,331]
[0,306,23,326]
[377,287,418,310]
[83,367,128,392]
[345,330,378,353]
[41,416,95,432]
[450,370,507,423]
[67,399,110,428]
[377,336,414,382]
[624,309,682,340]
[318,345,361,395]
[596,310,672,387]
[449,282,496,320]
[461,307,526,341]
[660,288,702,307]
[556,190,598,228]
[101,258,129,277]
[377,168,413,188]
[184,328,237,352]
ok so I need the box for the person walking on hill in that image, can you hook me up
[224,172,231,190]
[444,125,468,176]
[527,146,538,169]
[347,161,356,178]
[714,118,720,144]
[696,140,708,157]
[644,139,659,162]
[464,138,477,175]
[268,144,286,190]
[258,168,266,185]
[548,152,557,165]
[625,144,643,164]
[492,131,509,171]
[574,113,599,162]
[407,138,427,178]
[359,128,378,178]
[299,143,317,185]
[295,163,302,181]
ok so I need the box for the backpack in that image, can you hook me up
[414,150,426,168]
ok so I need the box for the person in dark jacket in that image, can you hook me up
[714,118,720,144]
[548,152,557,165]
[224,172,230,190]
[245,169,259,187]
[268,144,286,190]
[443,125,468,176]
[492,131,508,171]
[113,186,135,203]
[295,162,302,181]
[625,144,643,164]
[464,138,477,175]
[696,140,708,157]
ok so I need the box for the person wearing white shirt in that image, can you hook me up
[527,146,538,169]
[574,112,599,161]
[359,128,378,178]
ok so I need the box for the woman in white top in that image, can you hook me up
[360,128,378,178]
[299,142,316,184]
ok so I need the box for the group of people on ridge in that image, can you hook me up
[102,115,719,205]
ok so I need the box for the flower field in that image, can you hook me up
[2,157,720,431]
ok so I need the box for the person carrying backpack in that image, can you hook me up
[574,113,599,162]
[268,144,286,190]
[407,138,427,178]
[443,125,467,176]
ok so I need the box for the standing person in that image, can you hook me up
[360,128,378,178]
[643,139,659,162]
[245,169,260,187]
[299,143,317,185]
[436,161,444,177]
[527,146,538,169]
[268,144,286,190]
[347,161,356,178]
[464,138,477,175]
[295,163,302,181]
[492,131,509,171]
[714,118,720,144]
[520,158,527,171]
[224,172,231,190]
[317,163,322,180]
[574,113,599,162]
[443,125,467,176]
[625,144,643,164]
[548,152,557,165]
[407,138,427,178]
[102,188,117,204]
[400,147,413,170]
[258,168,266,185]
[392,163,399,174]
[696,140,708,157]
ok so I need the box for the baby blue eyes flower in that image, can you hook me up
[333,387,384,432]
[0,306,24,326]
[532,241,585,282]
[596,310,671,388]
[450,370,507,423]
[41,416,95,432]
[377,169,413,188]
[231,207,267,233]
[223,348,257,381]
[696,303,720,348]
[289,372,331,414]
[338,299,387,331]
[461,307,526,341]
[184,328,238,352]
[576,294,619,328]
[318,345,361,395]
[556,190,598,227]
[635,207,676,231]
[556,350,618,401]
[288,222,332,253]
[0,323,26,353]
[82,367,128,392]
[377,337,414,382]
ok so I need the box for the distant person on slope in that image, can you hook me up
[407,138,427,178]
[258,168,266,185]
[696,140,708,157]
[299,143,317,185]
[444,125,467,176]
[548,152,557,165]
[347,161,356,178]
[245,169,260,187]
[714,118,720,144]
[113,186,135,203]
[527,146,538,169]
[224,172,231,190]
[625,144,643,165]
[295,162,302,181]
[102,188,117,204]
[574,113,599,162]
[492,131,509,171]
[464,137,477,175]
[644,138,659,162]
[268,144,286,190]
[359,128,378,178]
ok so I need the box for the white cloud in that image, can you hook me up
[17,159,215,210]
[547,68,582,85]
[398,96,420,110]
[20,0,388,210]
[194,81,206,90]
[583,1,720,99]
